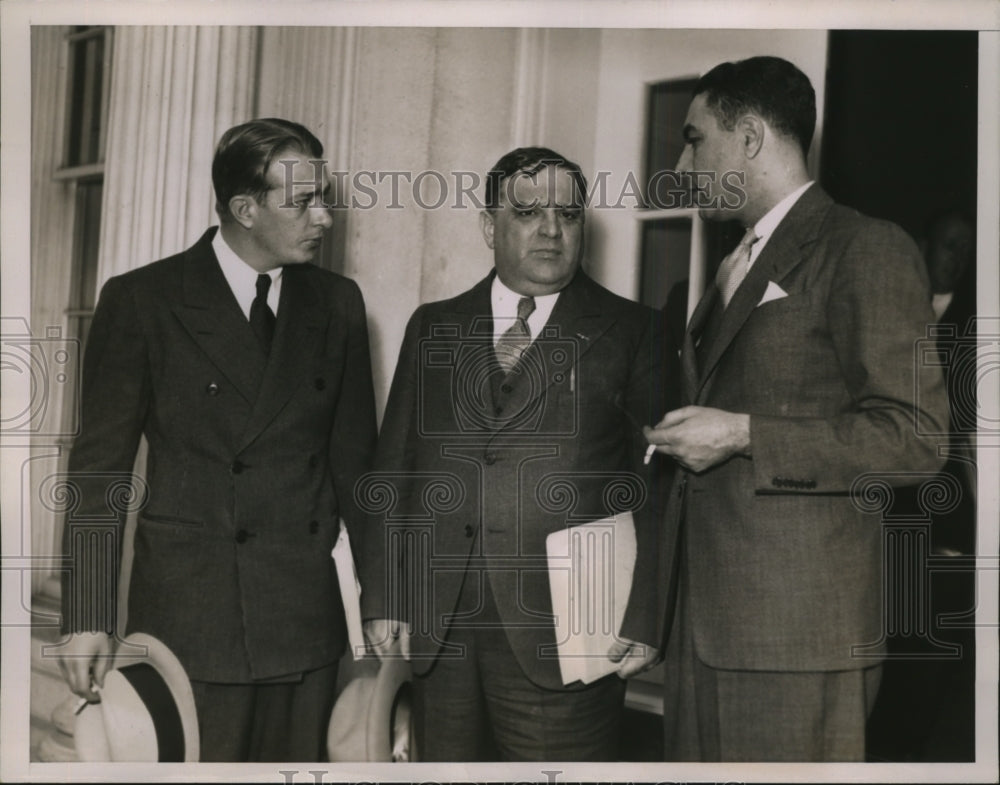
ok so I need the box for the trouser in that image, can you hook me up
[413,573,626,761]
[190,660,339,762]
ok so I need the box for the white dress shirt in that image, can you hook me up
[747,180,815,270]
[212,229,282,319]
[491,275,560,345]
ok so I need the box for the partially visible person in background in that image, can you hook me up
[867,207,977,763]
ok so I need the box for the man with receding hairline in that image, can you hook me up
[360,147,678,761]
[646,56,948,761]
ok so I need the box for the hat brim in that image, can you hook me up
[327,655,412,762]
[111,632,199,762]
[366,656,411,760]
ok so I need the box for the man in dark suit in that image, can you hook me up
[359,147,677,761]
[58,118,377,761]
[644,57,950,761]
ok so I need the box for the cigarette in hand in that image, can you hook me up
[73,683,102,714]
[643,443,656,465]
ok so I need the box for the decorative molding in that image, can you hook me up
[511,28,549,148]
[255,27,359,275]
[97,26,259,284]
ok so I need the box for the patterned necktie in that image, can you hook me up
[249,273,276,352]
[714,227,759,309]
[495,296,536,373]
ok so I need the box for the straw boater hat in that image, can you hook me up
[327,655,413,762]
[74,632,199,762]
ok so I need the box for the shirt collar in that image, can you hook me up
[490,273,561,342]
[212,228,282,318]
[753,180,814,245]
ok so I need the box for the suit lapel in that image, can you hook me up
[171,229,266,404]
[239,264,328,450]
[682,284,717,403]
[694,185,832,401]
[493,272,613,434]
[439,273,499,418]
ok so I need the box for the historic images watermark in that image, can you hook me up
[275,158,749,212]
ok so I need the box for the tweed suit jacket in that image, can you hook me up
[61,227,377,683]
[666,184,950,673]
[359,270,677,689]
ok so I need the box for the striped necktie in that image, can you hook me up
[495,295,536,373]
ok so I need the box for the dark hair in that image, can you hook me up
[212,118,324,221]
[923,207,975,241]
[484,146,588,211]
[695,56,816,155]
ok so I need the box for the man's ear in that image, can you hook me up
[737,114,765,160]
[479,210,496,250]
[229,194,257,229]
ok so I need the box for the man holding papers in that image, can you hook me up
[359,147,677,761]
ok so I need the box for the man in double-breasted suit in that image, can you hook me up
[58,119,377,761]
[645,57,950,761]
[359,147,677,761]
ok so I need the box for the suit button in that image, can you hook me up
[494,406,503,416]
[205,382,220,396]
[500,383,512,394]
[231,460,246,475]
[483,452,496,465]
[309,454,319,468]
[309,520,319,534]
[315,378,326,391]
[464,525,474,538]
[235,529,249,544]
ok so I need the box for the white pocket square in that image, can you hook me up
[757,281,788,306]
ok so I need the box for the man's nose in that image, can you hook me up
[312,204,334,229]
[540,209,562,237]
[675,146,692,174]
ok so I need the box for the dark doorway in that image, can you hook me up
[821,30,978,238]
[822,30,978,764]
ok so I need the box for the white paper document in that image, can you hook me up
[331,519,366,660]
[545,512,637,685]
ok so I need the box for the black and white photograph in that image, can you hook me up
[1,1,997,782]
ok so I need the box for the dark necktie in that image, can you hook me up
[495,296,536,373]
[249,273,276,353]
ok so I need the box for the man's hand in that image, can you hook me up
[363,618,410,660]
[58,631,113,702]
[607,638,661,679]
[644,405,750,473]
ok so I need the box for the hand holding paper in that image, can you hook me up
[607,638,661,679]
[546,512,638,685]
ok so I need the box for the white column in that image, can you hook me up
[255,27,359,275]
[511,28,549,148]
[97,26,258,284]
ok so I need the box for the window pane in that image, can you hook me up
[72,180,103,313]
[645,78,698,187]
[66,29,106,167]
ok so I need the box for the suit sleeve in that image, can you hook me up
[60,275,150,635]
[356,305,426,622]
[329,280,378,541]
[750,221,949,493]
[619,308,680,648]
